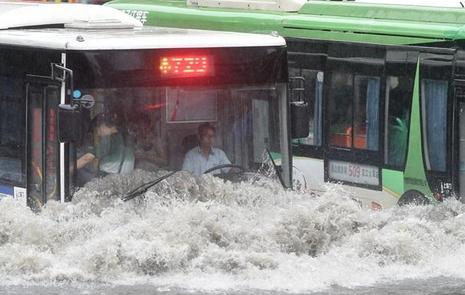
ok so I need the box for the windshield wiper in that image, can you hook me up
[123,149,286,201]
[266,148,286,189]
[121,171,178,202]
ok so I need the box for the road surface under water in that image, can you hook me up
[1,169,465,294]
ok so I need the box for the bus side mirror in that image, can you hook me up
[290,101,310,139]
[58,104,82,143]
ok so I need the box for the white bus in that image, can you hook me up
[0,2,299,209]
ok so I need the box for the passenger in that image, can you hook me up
[182,123,231,176]
[131,114,167,171]
[76,113,134,186]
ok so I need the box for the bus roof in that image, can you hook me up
[106,0,465,45]
[0,2,142,29]
[0,2,285,50]
[0,27,285,50]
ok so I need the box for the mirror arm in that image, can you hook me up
[51,63,76,106]
[288,76,306,102]
[288,76,310,139]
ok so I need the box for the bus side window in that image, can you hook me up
[384,76,413,168]
[328,72,353,148]
[421,79,448,172]
[354,76,380,151]
[329,73,381,151]
[290,67,323,147]
[0,77,25,185]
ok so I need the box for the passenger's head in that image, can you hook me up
[198,122,216,149]
[131,114,155,149]
[93,113,119,137]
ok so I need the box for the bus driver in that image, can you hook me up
[182,123,231,176]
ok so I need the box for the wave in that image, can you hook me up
[0,169,465,293]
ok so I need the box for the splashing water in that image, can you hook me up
[1,169,465,293]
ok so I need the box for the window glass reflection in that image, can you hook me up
[74,85,283,187]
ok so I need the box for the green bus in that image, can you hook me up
[106,0,465,208]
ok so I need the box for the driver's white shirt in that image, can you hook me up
[182,146,231,176]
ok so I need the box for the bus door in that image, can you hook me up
[324,44,384,194]
[415,53,453,200]
[25,78,61,209]
[454,80,465,200]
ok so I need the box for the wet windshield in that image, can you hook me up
[73,84,285,189]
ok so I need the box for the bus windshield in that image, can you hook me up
[73,84,285,187]
[68,48,289,190]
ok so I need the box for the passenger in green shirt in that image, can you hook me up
[77,113,134,186]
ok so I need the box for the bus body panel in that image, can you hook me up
[292,156,324,191]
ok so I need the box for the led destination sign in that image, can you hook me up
[159,55,212,78]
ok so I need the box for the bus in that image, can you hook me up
[353,0,464,7]
[107,0,465,208]
[0,2,296,209]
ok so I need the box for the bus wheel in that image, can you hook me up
[397,190,430,206]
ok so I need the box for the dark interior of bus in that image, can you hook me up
[71,84,282,188]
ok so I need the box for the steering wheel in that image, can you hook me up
[203,164,245,175]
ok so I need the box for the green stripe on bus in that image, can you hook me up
[403,60,433,200]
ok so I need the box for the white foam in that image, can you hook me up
[1,170,465,292]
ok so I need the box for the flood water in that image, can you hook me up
[1,169,465,294]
